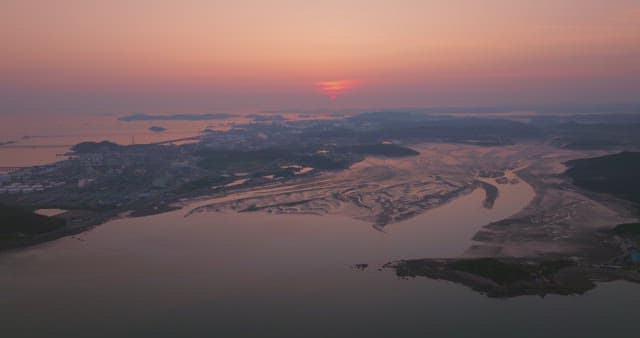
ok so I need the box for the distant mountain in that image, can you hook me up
[119,113,237,121]
[248,114,286,122]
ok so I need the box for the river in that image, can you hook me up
[2,171,640,337]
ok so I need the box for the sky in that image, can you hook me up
[1,0,639,115]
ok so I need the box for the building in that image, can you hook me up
[0,173,10,184]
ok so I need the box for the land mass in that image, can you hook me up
[0,204,65,241]
[385,257,640,298]
[2,111,640,296]
[149,126,167,132]
[118,113,237,121]
[385,151,640,297]
[0,136,423,248]
[565,151,640,204]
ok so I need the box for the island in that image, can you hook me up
[148,126,167,133]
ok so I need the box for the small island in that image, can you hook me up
[149,126,167,133]
[386,258,597,297]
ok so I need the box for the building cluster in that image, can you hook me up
[0,165,67,194]
[0,144,194,196]
[0,181,65,194]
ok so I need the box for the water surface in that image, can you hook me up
[2,177,639,337]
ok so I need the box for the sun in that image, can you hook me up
[315,80,357,100]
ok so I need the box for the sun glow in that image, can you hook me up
[315,80,357,100]
[1,1,639,111]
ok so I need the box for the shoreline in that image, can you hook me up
[0,153,524,253]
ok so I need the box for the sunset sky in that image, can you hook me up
[1,0,639,114]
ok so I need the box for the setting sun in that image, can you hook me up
[1,2,640,336]
[315,80,357,100]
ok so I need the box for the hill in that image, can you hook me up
[565,151,640,205]
[0,204,66,239]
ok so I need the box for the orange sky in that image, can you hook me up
[1,0,639,113]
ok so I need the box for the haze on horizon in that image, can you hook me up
[1,0,639,115]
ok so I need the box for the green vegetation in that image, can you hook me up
[0,204,66,237]
[149,126,167,132]
[197,144,417,172]
[72,141,122,153]
[244,204,259,212]
[390,258,594,298]
[565,151,640,205]
[550,121,640,150]
[197,148,351,172]
[197,149,291,171]
[344,144,419,157]
[175,176,231,193]
[394,258,574,286]
[614,223,640,236]
[449,258,531,284]
[449,258,573,285]
[348,114,542,144]
[477,181,498,209]
[299,155,351,170]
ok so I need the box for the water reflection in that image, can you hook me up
[1,141,637,337]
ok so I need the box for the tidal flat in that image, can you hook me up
[1,147,639,336]
[3,112,640,303]
[187,143,640,296]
